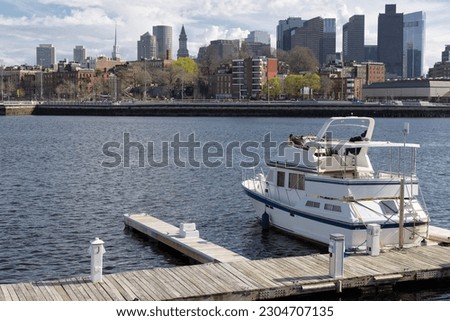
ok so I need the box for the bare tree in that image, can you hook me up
[277,47,319,74]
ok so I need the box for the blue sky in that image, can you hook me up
[0,0,449,73]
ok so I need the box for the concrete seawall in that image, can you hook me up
[0,103,37,116]
[2,102,450,117]
[36,102,450,117]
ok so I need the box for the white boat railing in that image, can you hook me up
[242,167,296,207]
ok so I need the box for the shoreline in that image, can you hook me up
[2,101,450,117]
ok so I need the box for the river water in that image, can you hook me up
[0,116,449,300]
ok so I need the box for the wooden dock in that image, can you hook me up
[123,213,248,263]
[2,244,450,301]
[2,215,450,301]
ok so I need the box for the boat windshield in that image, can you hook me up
[317,118,371,142]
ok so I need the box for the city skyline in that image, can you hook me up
[0,0,448,72]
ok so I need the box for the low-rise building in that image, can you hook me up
[231,57,278,99]
[363,79,450,102]
[209,64,233,99]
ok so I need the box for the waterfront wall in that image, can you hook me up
[0,103,36,116]
[36,102,450,117]
[2,101,450,117]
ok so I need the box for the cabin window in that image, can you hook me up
[289,173,305,190]
[306,201,320,208]
[324,204,342,212]
[277,171,285,187]
[380,200,398,215]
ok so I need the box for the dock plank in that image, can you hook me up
[104,274,135,301]
[39,280,70,301]
[109,273,141,301]
[100,275,128,301]
[0,285,12,301]
[129,270,165,300]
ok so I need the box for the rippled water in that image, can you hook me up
[0,116,449,299]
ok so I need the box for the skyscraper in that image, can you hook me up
[343,15,365,63]
[177,25,189,59]
[442,45,450,62]
[153,25,173,60]
[246,31,270,45]
[290,16,336,66]
[276,17,304,51]
[377,4,403,78]
[73,45,86,63]
[36,44,55,68]
[137,32,157,60]
[322,18,336,65]
[403,11,425,78]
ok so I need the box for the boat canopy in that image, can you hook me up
[313,141,420,149]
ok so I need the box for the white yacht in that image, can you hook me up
[242,117,430,252]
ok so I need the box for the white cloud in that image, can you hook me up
[0,0,448,73]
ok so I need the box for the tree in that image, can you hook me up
[284,74,305,99]
[170,58,199,98]
[198,45,221,78]
[261,77,282,100]
[55,80,76,99]
[319,75,333,99]
[303,73,321,98]
[277,47,319,74]
[172,57,198,75]
[238,42,252,59]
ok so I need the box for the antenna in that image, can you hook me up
[399,122,410,249]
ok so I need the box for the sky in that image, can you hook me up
[0,0,449,73]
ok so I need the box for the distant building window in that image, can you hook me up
[289,173,305,190]
[277,171,285,187]
[325,204,342,212]
[306,201,320,208]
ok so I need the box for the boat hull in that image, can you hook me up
[243,184,428,252]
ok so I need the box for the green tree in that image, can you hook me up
[284,74,305,99]
[170,58,199,98]
[261,77,282,100]
[172,57,199,76]
[303,73,321,98]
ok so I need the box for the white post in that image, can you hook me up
[366,224,381,256]
[329,234,345,279]
[89,238,106,283]
[399,178,405,248]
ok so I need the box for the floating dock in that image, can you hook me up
[123,213,248,263]
[2,245,450,301]
[428,225,450,243]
